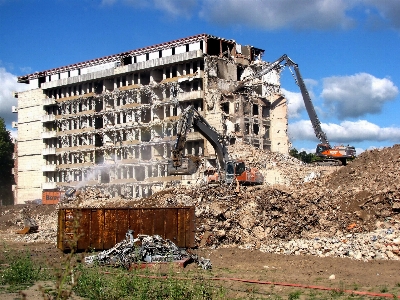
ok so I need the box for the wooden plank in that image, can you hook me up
[164,208,178,244]
[129,209,142,236]
[57,209,64,250]
[188,207,196,248]
[177,209,186,247]
[116,209,129,243]
[77,209,91,250]
[152,209,165,238]
[103,209,117,249]
[90,209,104,250]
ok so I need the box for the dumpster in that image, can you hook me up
[57,207,195,251]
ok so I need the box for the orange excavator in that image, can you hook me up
[237,54,356,166]
[167,105,263,185]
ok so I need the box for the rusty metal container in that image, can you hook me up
[42,191,63,205]
[57,207,195,251]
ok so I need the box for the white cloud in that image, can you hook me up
[289,119,400,144]
[283,88,304,118]
[321,73,398,119]
[98,0,400,31]
[101,0,196,16]
[284,78,319,119]
[0,67,28,127]
[153,0,197,17]
[363,0,400,30]
[199,0,356,30]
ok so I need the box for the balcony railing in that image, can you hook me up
[42,115,56,123]
[42,147,56,155]
[42,182,57,190]
[43,98,56,106]
[42,131,57,139]
[42,165,57,172]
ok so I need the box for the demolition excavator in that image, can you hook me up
[236,54,356,166]
[167,105,263,185]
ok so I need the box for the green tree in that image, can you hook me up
[0,117,15,205]
[289,147,317,164]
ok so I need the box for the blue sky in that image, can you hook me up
[1,0,400,154]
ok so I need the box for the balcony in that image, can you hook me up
[42,165,57,172]
[42,147,56,155]
[43,98,56,106]
[42,115,55,123]
[42,131,57,139]
[178,90,204,102]
[42,182,57,190]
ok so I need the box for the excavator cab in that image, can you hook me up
[316,143,330,157]
[167,157,199,176]
[225,161,235,184]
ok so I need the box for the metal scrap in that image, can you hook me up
[84,231,212,270]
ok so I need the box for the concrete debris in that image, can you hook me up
[2,144,400,262]
[84,231,212,270]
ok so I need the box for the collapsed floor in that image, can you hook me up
[2,144,400,261]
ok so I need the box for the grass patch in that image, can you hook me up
[0,251,51,293]
[380,285,389,293]
[288,290,302,299]
[73,264,225,300]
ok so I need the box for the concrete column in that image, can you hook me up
[177,64,183,77]
[190,62,193,74]
[138,186,142,198]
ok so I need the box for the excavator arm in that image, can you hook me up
[169,105,230,177]
[237,54,330,147]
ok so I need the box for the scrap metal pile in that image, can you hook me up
[84,230,212,270]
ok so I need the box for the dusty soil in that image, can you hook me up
[0,240,399,299]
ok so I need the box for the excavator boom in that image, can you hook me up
[168,105,263,185]
[237,54,355,164]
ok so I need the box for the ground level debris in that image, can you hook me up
[84,231,212,270]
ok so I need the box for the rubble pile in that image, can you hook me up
[3,144,399,261]
[141,145,400,260]
[228,142,331,186]
[59,187,132,208]
[259,223,400,261]
[1,206,58,244]
[294,145,400,232]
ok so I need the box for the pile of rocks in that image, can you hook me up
[259,222,400,261]
[228,142,332,186]
[59,187,131,208]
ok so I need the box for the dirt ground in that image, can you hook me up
[1,237,400,299]
[1,203,400,299]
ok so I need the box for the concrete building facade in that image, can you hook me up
[15,34,289,204]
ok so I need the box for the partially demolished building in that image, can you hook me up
[14,34,289,204]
